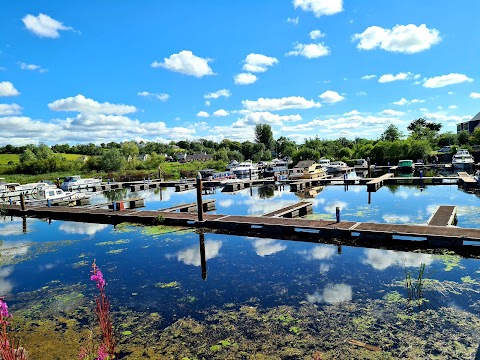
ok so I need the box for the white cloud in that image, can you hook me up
[213,109,229,117]
[307,283,352,304]
[352,24,441,54]
[205,100,211,106]
[170,240,222,266]
[204,89,231,99]
[59,222,108,235]
[423,73,473,88]
[48,94,136,114]
[234,73,258,85]
[0,104,22,115]
[344,110,360,116]
[378,72,412,83]
[151,50,215,78]
[298,245,336,260]
[319,90,344,103]
[19,62,47,72]
[287,43,330,58]
[252,238,286,257]
[449,105,457,109]
[309,30,326,39]
[233,111,302,127]
[356,91,367,96]
[243,96,321,111]
[382,109,405,116]
[287,17,299,25]
[196,111,210,118]
[422,112,470,123]
[0,81,20,97]
[470,92,480,99]
[393,97,425,105]
[22,13,74,38]
[363,249,433,270]
[242,53,278,73]
[137,91,169,101]
[361,74,376,80]
[293,0,343,17]
[324,201,347,213]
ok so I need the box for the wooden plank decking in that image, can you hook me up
[366,173,394,192]
[159,199,216,213]
[427,206,457,226]
[262,202,313,218]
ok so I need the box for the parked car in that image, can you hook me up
[438,146,452,153]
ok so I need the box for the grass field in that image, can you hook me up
[0,154,19,165]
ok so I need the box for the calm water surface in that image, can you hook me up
[1,183,480,358]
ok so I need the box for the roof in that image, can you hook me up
[294,160,315,168]
[471,112,480,122]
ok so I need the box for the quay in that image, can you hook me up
[4,203,480,247]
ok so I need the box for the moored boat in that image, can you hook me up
[452,149,474,170]
[61,175,102,191]
[398,159,415,173]
[232,160,259,178]
[327,161,348,174]
[289,160,327,180]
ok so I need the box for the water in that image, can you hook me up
[1,184,480,358]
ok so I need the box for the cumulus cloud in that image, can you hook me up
[252,238,286,257]
[393,97,425,105]
[287,17,299,25]
[137,91,169,101]
[352,24,441,54]
[363,249,433,270]
[0,82,20,97]
[151,50,215,78]
[243,96,321,111]
[319,90,344,103]
[381,109,405,116]
[242,53,278,73]
[307,283,352,304]
[234,73,258,85]
[423,73,473,88]
[293,0,343,17]
[48,94,136,115]
[213,109,229,117]
[170,240,222,266]
[233,111,302,127]
[378,72,414,83]
[422,112,470,123]
[361,74,376,80]
[0,104,22,116]
[196,111,209,118]
[19,62,47,72]
[297,245,336,260]
[469,92,480,99]
[309,30,326,39]
[22,13,75,38]
[204,89,231,99]
[287,43,330,58]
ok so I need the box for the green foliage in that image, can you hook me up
[457,130,470,145]
[254,124,274,150]
[292,148,320,164]
[381,124,403,141]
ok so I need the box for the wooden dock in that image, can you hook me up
[366,173,394,192]
[4,204,480,247]
[427,206,457,226]
[457,172,478,189]
[160,199,216,213]
[262,202,313,218]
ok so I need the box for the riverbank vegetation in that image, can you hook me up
[1,119,479,182]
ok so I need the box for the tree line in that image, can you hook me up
[1,119,479,175]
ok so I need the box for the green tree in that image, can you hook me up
[254,124,274,150]
[380,124,403,142]
[473,128,480,145]
[99,148,125,172]
[292,148,320,164]
[407,118,442,141]
[122,141,139,168]
[457,130,470,146]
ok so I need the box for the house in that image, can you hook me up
[137,154,150,162]
[76,155,90,163]
[185,153,213,162]
[457,112,480,134]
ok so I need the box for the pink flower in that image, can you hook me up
[91,269,106,292]
[0,297,9,318]
[96,344,108,360]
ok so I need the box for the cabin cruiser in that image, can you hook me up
[0,179,24,198]
[61,175,102,191]
[226,160,239,171]
[354,159,369,170]
[289,160,327,180]
[398,159,415,173]
[326,161,348,174]
[199,169,236,181]
[263,159,289,178]
[317,158,331,168]
[232,160,259,177]
[451,149,474,170]
[474,170,480,183]
[34,188,89,203]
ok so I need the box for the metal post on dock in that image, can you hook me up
[22,216,27,233]
[199,232,207,280]
[367,157,371,178]
[336,206,340,223]
[20,193,25,211]
[196,172,204,222]
[368,191,371,204]
[158,166,161,181]
[249,168,252,180]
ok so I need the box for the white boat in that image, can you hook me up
[263,159,289,178]
[21,180,57,194]
[232,160,259,177]
[318,158,331,168]
[61,175,102,191]
[289,161,327,180]
[474,170,480,183]
[354,159,369,170]
[452,149,474,170]
[0,180,24,198]
[226,160,239,171]
[34,188,90,203]
[327,161,348,174]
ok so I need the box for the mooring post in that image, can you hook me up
[199,232,207,280]
[249,168,252,180]
[9,198,12,205]
[158,166,161,181]
[367,157,371,178]
[196,172,204,222]
[22,216,27,233]
[336,206,340,223]
[20,193,25,211]
[47,199,51,207]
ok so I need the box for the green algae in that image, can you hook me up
[155,281,180,289]
[72,260,89,268]
[437,250,464,271]
[0,240,78,267]
[142,225,192,236]
[122,330,132,336]
[288,326,301,335]
[95,239,130,246]
[106,248,126,254]
[179,296,197,303]
[461,276,479,284]
[383,291,405,304]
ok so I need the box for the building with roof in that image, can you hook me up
[457,112,480,134]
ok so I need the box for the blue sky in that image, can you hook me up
[0,0,479,146]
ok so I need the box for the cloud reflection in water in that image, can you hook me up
[168,240,222,266]
[363,249,434,270]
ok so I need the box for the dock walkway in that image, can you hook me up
[262,202,313,218]
[366,173,394,192]
[427,206,457,226]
